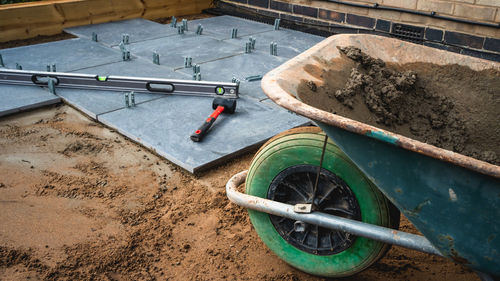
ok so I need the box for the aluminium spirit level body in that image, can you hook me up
[0,69,239,98]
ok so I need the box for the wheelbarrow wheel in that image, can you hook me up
[246,126,400,277]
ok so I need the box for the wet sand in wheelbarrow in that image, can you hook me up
[297,47,500,165]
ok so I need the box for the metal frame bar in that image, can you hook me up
[0,69,239,98]
[226,170,443,256]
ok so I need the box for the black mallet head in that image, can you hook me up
[190,98,238,142]
[213,97,237,113]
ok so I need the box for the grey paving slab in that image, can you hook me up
[0,15,318,173]
[0,38,122,72]
[98,94,308,173]
[0,85,61,117]
[225,28,325,59]
[123,35,243,70]
[65,18,179,47]
[56,60,191,119]
[189,16,274,40]
[70,57,192,78]
[178,52,289,100]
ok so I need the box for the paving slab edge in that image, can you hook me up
[0,97,61,118]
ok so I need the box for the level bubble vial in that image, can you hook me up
[215,86,225,95]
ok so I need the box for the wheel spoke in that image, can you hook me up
[277,217,287,224]
[338,232,347,245]
[281,180,309,201]
[300,230,310,244]
[317,183,338,206]
[306,172,315,194]
[329,232,335,251]
[267,164,361,256]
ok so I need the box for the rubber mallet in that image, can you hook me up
[190,97,237,142]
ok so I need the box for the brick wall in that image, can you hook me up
[348,0,498,23]
[329,0,499,35]
[219,0,500,61]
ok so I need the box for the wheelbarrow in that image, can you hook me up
[225,34,500,279]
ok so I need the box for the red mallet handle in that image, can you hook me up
[190,106,225,142]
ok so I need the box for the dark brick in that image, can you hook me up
[358,29,391,37]
[304,17,329,27]
[424,41,447,51]
[293,4,318,18]
[373,31,391,37]
[318,9,345,23]
[375,19,391,32]
[248,0,268,9]
[461,48,500,62]
[346,14,375,29]
[253,8,279,18]
[280,13,303,23]
[309,29,331,37]
[483,37,500,53]
[330,23,358,35]
[425,28,443,42]
[444,31,484,49]
[448,46,462,54]
[423,41,461,54]
[357,29,373,34]
[270,1,292,13]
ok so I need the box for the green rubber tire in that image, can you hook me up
[246,127,399,278]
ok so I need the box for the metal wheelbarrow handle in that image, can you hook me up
[226,170,442,256]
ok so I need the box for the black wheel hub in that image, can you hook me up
[268,165,361,255]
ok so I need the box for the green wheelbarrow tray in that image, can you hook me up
[225,34,499,277]
[260,34,500,275]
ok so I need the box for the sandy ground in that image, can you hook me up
[0,104,479,281]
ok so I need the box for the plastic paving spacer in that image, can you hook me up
[124,92,130,107]
[48,78,57,95]
[171,16,177,27]
[119,40,131,60]
[122,50,131,61]
[46,64,56,72]
[245,75,262,82]
[231,28,238,39]
[245,42,252,53]
[184,56,192,68]
[270,42,278,56]
[274,19,281,30]
[193,64,200,74]
[16,63,22,70]
[182,19,188,31]
[121,34,130,45]
[153,51,160,65]
[92,32,98,42]
[249,37,256,50]
[196,24,203,35]
[118,42,126,52]
[0,54,4,67]
[130,91,135,107]
[231,77,240,85]
[177,25,185,34]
